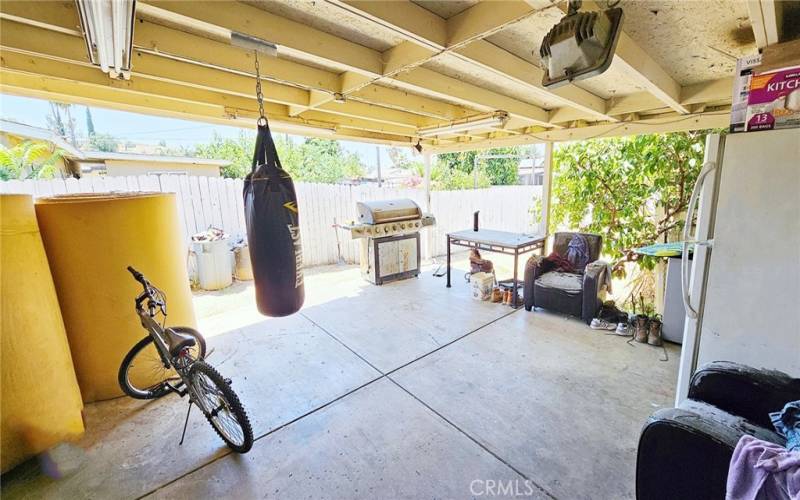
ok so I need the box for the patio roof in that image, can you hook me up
[0,1,794,152]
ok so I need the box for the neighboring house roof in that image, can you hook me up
[0,119,85,159]
[0,119,230,168]
[82,151,230,167]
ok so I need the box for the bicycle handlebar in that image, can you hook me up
[128,266,162,314]
[127,265,145,282]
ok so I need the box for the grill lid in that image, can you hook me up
[356,199,421,224]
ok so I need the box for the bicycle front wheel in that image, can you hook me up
[118,327,206,400]
[188,361,253,453]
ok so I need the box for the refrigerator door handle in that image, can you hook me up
[682,160,718,319]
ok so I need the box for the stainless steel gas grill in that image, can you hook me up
[343,199,435,285]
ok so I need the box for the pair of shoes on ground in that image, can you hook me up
[632,315,663,346]
[589,318,630,336]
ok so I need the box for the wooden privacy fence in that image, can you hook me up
[1,175,542,266]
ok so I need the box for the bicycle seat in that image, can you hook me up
[164,327,197,357]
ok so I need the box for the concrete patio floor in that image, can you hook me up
[2,256,680,499]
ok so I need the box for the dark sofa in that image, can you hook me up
[636,361,800,500]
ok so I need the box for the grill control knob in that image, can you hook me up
[384,226,389,233]
[400,223,405,229]
[392,225,397,231]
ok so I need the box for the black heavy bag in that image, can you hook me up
[244,123,304,316]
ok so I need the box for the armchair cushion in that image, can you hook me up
[535,271,582,294]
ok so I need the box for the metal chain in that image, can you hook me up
[254,51,267,126]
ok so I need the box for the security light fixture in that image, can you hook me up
[76,0,136,79]
[417,111,509,138]
[539,0,624,88]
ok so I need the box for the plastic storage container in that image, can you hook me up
[194,238,233,290]
[234,245,254,281]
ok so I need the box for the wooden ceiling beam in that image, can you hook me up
[141,1,552,126]
[326,0,612,122]
[568,0,689,114]
[746,0,784,48]
[0,53,420,144]
[429,109,731,153]
[0,2,469,123]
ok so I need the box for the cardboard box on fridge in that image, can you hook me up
[729,53,762,133]
[745,39,800,132]
[746,66,800,131]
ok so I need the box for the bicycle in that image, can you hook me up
[118,266,254,453]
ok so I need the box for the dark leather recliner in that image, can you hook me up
[636,361,800,500]
[523,232,605,324]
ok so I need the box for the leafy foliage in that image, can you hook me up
[85,107,96,137]
[281,137,364,183]
[194,131,365,182]
[88,133,119,152]
[436,147,522,186]
[551,130,714,275]
[0,141,64,180]
[389,148,490,190]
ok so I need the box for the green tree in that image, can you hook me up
[85,107,96,137]
[0,141,64,180]
[551,130,714,275]
[195,132,255,178]
[195,132,365,182]
[436,146,521,186]
[88,133,118,152]
[284,137,364,183]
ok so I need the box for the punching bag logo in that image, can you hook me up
[288,224,304,288]
[283,201,298,213]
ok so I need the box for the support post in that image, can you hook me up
[423,151,433,261]
[423,152,432,213]
[541,142,554,240]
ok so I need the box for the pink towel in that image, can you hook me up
[726,435,800,500]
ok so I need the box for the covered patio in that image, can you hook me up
[2,1,798,499]
[2,257,679,499]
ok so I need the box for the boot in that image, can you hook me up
[633,315,648,343]
[647,316,663,346]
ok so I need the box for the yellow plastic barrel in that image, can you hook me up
[35,193,197,402]
[1,194,84,473]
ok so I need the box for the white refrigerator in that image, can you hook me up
[675,128,800,404]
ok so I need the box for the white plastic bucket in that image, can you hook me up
[193,239,233,290]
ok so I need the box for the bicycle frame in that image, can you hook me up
[135,308,174,370]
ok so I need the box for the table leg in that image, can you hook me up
[446,236,451,288]
[512,250,519,308]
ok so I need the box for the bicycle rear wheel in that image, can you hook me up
[118,327,206,399]
[188,361,253,453]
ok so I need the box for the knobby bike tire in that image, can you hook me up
[189,361,253,453]
[118,327,206,400]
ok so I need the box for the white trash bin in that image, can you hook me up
[193,238,233,290]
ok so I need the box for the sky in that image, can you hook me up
[0,94,399,171]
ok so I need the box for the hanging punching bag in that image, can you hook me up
[244,122,304,316]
